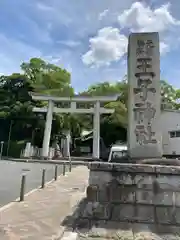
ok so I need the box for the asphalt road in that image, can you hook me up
[0,160,68,207]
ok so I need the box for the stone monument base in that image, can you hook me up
[74,162,180,236]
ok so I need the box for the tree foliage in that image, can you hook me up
[0,57,179,157]
[21,58,74,96]
[160,80,177,109]
[0,73,33,119]
[81,81,128,129]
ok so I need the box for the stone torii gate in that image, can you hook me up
[30,93,118,159]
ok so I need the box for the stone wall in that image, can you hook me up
[78,162,180,232]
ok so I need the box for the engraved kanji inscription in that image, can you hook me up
[136,39,154,57]
[135,125,157,145]
[146,40,154,56]
[136,40,146,57]
[133,102,156,124]
[137,58,152,72]
[134,78,156,101]
[144,102,156,124]
[135,58,155,78]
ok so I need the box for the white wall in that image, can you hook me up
[160,110,180,155]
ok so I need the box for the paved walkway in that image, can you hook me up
[0,166,89,240]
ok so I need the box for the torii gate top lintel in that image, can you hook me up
[30,92,119,103]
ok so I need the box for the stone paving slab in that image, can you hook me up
[0,166,89,240]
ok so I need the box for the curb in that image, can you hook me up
[2,158,89,166]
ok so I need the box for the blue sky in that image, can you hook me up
[0,0,180,92]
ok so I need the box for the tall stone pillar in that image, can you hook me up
[42,100,54,159]
[128,32,162,159]
[93,101,100,159]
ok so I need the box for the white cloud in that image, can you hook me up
[117,2,180,56]
[36,2,53,12]
[118,2,180,32]
[57,40,80,48]
[43,56,62,65]
[83,2,180,67]
[160,42,170,55]
[82,27,128,67]
[98,9,109,20]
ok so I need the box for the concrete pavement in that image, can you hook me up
[0,165,89,240]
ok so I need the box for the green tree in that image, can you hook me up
[79,81,128,146]
[81,80,128,104]
[1,59,179,157]
[160,80,177,109]
[0,73,37,156]
[79,79,179,146]
[0,58,76,155]
[0,73,33,119]
[82,81,128,125]
[20,58,76,142]
[21,58,74,96]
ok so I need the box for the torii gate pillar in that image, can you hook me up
[42,100,54,158]
[93,101,100,159]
